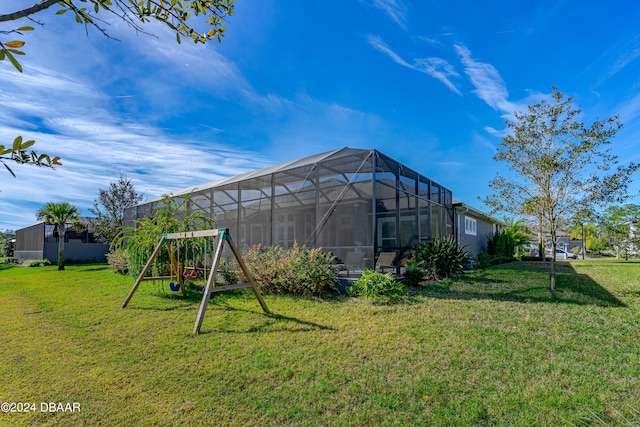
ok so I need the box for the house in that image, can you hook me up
[14,221,110,262]
[453,201,504,258]
[125,147,492,272]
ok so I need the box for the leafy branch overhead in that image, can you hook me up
[0,0,235,72]
[0,0,234,177]
[0,136,62,177]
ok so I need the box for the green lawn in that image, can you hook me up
[1,259,639,426]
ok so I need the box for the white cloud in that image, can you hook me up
[455,44,516,115]
[368,0,409,30]
[367,35,412,68]
[367,35,461,94]
[413,57,461,95]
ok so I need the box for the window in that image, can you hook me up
[464,216,477,236]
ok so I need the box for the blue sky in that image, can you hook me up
[2,0,640,231]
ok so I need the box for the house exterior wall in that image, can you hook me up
[14,222,109,262]
[456,213,497,258]
[43,242,110,262]
[14,223,45,260]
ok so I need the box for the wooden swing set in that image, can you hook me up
[122,228,270,334]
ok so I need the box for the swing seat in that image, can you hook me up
[169,282,181,292]
[183,267,198,279]
[202,288,216,298]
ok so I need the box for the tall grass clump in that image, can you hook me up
[350,269,405,302]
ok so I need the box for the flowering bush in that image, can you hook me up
[242,243,337,296]
[107,247,130,274]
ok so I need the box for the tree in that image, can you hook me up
[1,0,234,176]
[1,0,235,72]
[599,204,640,259]
[567,208,597,260]
[567,223,597,259]
[484,88,639,291]
[36,202,83,270]
[503,218,530,257]
[89,173,143,244]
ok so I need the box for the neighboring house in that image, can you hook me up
[125,147,458,272]
[453,201,504,258]
[14,221,109,262]
[527,232,583,257]
[624,218,639,253]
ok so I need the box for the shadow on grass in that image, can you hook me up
[197,303,333,334]
[418,261,626,308]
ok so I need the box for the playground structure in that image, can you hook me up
[122,228,270,334]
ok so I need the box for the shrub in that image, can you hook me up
[219,258,240,285]
[242,243,337,296]
[476,251,493,269]
[476,251,518,269]
[350,269,405,302]
[107,247,130,275]
[25,259,51,267]
[419,236,468,280]
[402,260,424,286]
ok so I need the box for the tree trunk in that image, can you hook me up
[581,224,586,260]
[57,223,65,271]
[550,236,557,292]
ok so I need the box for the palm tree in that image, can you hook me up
[567,223,598,259]
[36,202,83,270]
[503,218,530,257]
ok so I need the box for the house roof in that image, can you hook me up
[452,200,505,226]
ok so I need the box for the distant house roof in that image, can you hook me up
[452,200,504,226]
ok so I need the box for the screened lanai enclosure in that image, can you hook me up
[124,148,453,271]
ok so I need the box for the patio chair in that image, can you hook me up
[338,251,365,276]
[376,252,396,273]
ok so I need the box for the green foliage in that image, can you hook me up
[487,219,529,259]
[599,204,640,259]
[486,231,513,258]
[0,230,15,258]
[24,258,51,267]
[402,260,424,286]
[350,269,405,302]
[218,258,240,285]
[1,1,234,73]
[36,201,83,270]
[242,244,338,296]
[0,135,61,177]
[475,251,518,269]
[589,237,607,254]
[89,173,143,244]
[111,193,215,276]
[106,247,130,275]
[475,251,493,269]
[418,236,468,280]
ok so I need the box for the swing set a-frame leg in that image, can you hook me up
[122,238,165,308]
[227,237,270,315]
[193,234,225,334]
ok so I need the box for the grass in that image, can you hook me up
[0,259,639,426]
